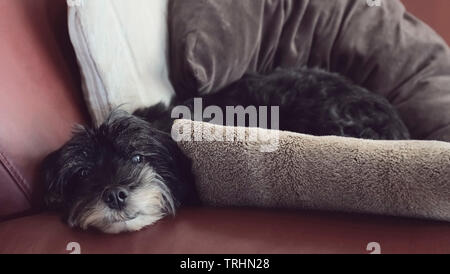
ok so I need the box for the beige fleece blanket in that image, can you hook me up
[173,119,450,221]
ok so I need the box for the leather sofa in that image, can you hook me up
[1,0,450,254]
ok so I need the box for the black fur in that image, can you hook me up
[43,67,410,232]
[137,67,410,140]
[42,111,197,231]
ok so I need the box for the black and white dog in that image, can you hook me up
[42,67,410,233]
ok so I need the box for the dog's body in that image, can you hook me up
[42,67,410,233]
[137,68,410,140]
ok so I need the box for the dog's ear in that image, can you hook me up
[149,128,199,206]
[41,149,67,210]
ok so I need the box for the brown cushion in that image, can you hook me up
[169,0,450,141]
[174,120,450,222]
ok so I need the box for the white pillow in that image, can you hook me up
[67,0,174,125]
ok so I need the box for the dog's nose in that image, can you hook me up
[103,187,128,210]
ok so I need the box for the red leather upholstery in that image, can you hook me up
[1,208,449,254]
[0,0,449,253]
[0,0,87,219]
[403,0,450,43]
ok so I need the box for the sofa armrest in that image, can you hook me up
[0,0,88,219]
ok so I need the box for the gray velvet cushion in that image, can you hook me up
[169,0,450,141]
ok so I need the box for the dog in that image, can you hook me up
[42,112,198,233]
[42,67,410,233]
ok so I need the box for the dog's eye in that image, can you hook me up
[131,155,143,164]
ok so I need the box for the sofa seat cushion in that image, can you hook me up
[1,208,450,254]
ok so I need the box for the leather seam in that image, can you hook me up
[0,150,32,203]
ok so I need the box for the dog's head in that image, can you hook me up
[41,110,195,233]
